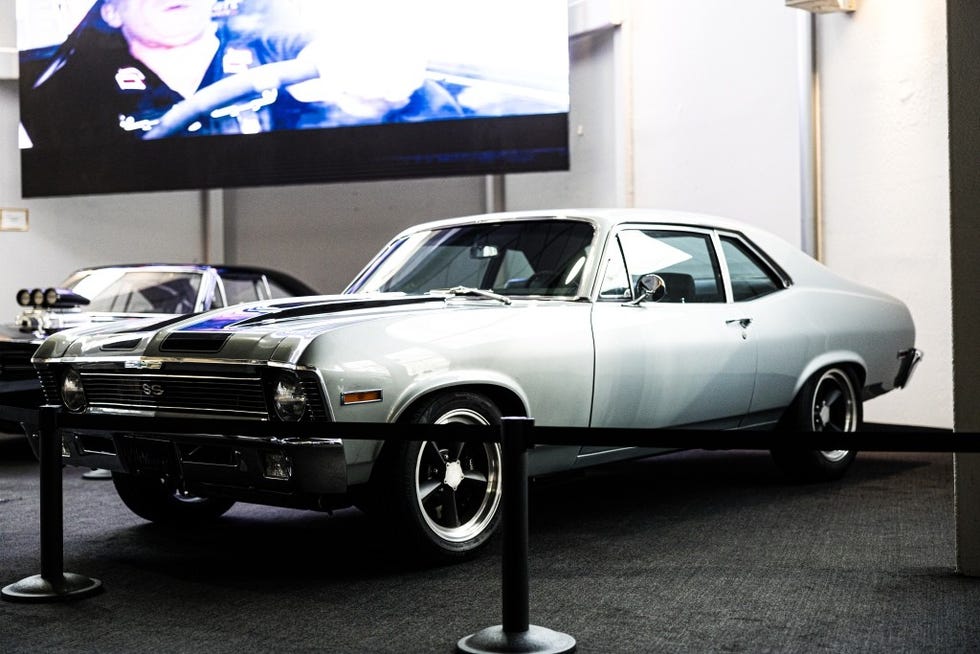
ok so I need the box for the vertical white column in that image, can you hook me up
[0,0,16,80]
[201,189,225,264]
[484,175,506,214]
[796,12,821,260]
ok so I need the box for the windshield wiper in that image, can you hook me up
[431,286,513,305]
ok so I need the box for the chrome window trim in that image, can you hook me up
[716,230,794,291]
[345,215,605,300]
[595,223,726,304]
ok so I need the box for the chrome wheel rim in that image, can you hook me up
[810,369,857,461]
[415,409,502,543]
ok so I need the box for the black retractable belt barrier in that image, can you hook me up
[5,403,980,648]
[457,417,576,654]
[2,405,103,603]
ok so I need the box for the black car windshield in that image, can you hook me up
[64,269,203,314]
[348,220,595,297]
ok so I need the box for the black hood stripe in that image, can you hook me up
[230,295,443,328]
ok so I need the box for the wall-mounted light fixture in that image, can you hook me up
[786,0,856,13]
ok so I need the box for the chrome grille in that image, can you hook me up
[37,365,330,421]
[80,372,268,417]
[39,369,59,404]
[0,343,40,382]
[300,377,329,421]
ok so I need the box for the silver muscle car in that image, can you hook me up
[30,210,921,560]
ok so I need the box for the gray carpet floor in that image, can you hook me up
[1,435,978,653]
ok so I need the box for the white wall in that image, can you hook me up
[818,0,951,428]
[629,1,803,247]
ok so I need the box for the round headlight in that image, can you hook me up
[44,288,59,307]
[16,289,32,307]
[273,375,307,422]
[60,369,88,413]
[30,288,45,307]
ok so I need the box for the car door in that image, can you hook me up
[716,231,802,427]
[587,226,757,444]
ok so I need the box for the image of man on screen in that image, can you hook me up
[19,0,465,148]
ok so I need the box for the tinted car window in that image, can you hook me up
[69,270,202,313]
[349,220,595,297]
[721,237,783,301]
[266,278,299,299]
[222,276,265,304]
[618,230,724,303]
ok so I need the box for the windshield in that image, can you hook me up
[348,220,595,297]
[64,269,204,314]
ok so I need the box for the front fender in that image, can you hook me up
[330,370,531,488]
[388,369,531,423]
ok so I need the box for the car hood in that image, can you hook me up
[34,294,468,364]
[0,323,42,346]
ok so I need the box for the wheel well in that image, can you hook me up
[395,384,528,424]
[778,361,867,428]
[802,362,866,397]
[365,384,527,487]
[846,362,867,390]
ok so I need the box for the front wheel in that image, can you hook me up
[380,391,504,562]
[771,366,862,482]
[112,472,235,524]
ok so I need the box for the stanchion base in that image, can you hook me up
[457,625,576,654]
[2,573,103,603]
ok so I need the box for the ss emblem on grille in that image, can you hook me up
[141,383,164,397]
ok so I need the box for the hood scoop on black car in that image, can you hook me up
[159,332,232,353]
[100,338,142,351]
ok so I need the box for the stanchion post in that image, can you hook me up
[2,406,103,603]
[456,417,575,654]
[501,416,530,634]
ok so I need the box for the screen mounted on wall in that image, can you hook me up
[17,0,570,197]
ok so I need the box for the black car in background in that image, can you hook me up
[0,264,317,434]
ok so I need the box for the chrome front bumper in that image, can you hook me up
[33,428,350,499]
[895,348,923,389]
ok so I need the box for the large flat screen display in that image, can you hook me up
[17,0,570,197]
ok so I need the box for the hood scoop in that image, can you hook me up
[100,338,142,351]
[159,332,232,353]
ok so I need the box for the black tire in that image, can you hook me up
[378,391,504,562]
[771,366,862,482]
[111,472,235,524]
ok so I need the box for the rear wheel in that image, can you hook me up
[112,472,235,524]
[379,391,504,562]
[771,366,862,482]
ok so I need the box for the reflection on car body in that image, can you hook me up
[30,210,922,561]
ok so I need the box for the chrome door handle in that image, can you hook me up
[726,318,752,329]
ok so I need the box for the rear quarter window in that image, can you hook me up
[721,237,783,301]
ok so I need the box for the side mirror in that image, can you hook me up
[629,273,667,305]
